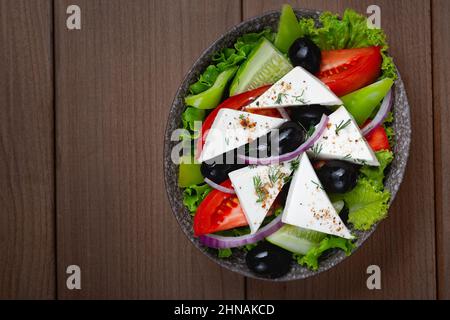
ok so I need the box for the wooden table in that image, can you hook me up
[0,0,448,300]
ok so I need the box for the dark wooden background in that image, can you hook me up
[0,0,448,299]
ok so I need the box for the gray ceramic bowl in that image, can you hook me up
[164,9,411,281]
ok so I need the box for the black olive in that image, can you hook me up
[202,122,306,184]
[200,160,245,184]
[288,37,322,74]
[277,121,306,154]
[290,105,333,130]
[339,206,350,225]
[246,242,292,278]
[316,160,359,194]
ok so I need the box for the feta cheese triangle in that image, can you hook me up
[307,106,380,166]
[229,161,295,234]
[245,66,342,109]
[199,109,287,163]
[282,153,353,239]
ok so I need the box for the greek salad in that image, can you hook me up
[177,5,397,278]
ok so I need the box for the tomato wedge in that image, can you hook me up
[365,125,390,152]
[318,47,382,97]
[196,85,281,158]
[193,180,248,236]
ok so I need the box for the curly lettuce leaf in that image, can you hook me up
[183,183,212,215]
[189,29,274,95]
[181,107,206,131]
[383,112,395,148]
[331,178,391,231]
[298,9,397,80]
[296,236,355,271]
[385,125,395,148]
[360,151,394,190]
[218,248,233,258]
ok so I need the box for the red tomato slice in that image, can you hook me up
[318,47,382,97]
[365,125,390,152]
[193,180,248,236]
[196,85,280,158]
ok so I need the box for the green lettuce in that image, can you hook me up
[385,126,395,148]
[183,183,212,215]
[360,150,394,190]
[181,107,205,131]
[331,178,390,231]
[298,9,397,80]
[383,112,395,148]
[218,248,233,258]
[296,236,355,271]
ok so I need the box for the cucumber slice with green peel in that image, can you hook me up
[230,38,293,96]
[267,225,326,255]
[274,4,302,53]
[333,200,345,214]
[267,201,346,255]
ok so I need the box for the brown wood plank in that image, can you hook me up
[432,0,450,300]
[55,0,244,299]
[243,0,436,299]
[0,0,55,299]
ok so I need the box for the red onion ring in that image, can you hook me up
[277,107,291,120]
[237,114,329,165]
[361,89,394,136]
[199,215,283,249]
[204,177,236,194]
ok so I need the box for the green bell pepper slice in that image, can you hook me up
[178,156,204,188]
[185,66,238,109]
[341,78,394,125]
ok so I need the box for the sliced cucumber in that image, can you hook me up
[229,38,293,96]
[274,4,302,53]
[267,201,346,255]
[333,200,345,214]
[267,225,326,255]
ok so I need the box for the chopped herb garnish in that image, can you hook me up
[357,159,368,166]
[253,176,265,203]
[306,126,316,139]
[335,119,352,135]
[311,143,323,157]
[343,154,352,161]
[239,114,245,120]
[275,90,308,105]
[292,89,307,104]
[275,93,288,105]
[283,175,292,184]
[290,159,300,171]
[311,180,324,190]
[268,167,283,186]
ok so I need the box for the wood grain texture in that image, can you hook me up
[243,0,436,299]
[55,0,244,299]
[0,0,55,299]
[432,0,450,300]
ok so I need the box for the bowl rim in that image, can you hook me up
[163,8,412,281]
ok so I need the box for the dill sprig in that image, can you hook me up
[268,167,283,186]
[311,143,323,158]
[343,154,352,161]
[306,125,316,139]
[253,176,265,203]
[275,93,288,105]
[311,180,324,191]
[290,159,300,171]
[335,119,352,135]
